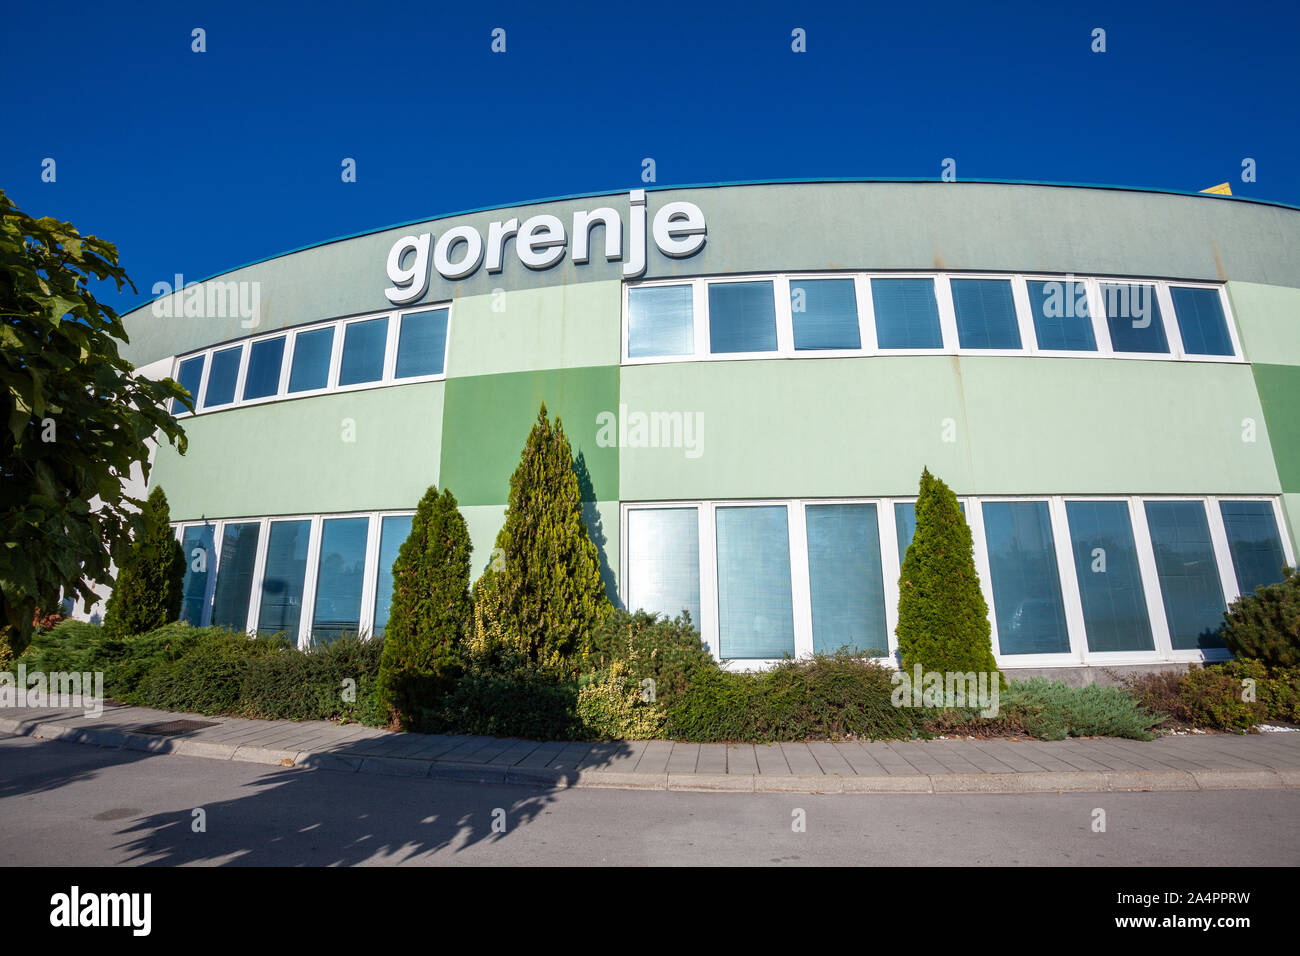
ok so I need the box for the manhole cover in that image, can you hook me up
[137,719,220,736]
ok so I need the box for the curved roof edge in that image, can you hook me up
[124,177,1300,315]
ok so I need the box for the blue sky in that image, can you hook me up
[2,0,1297,314]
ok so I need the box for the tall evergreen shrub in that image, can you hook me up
[101,486,185,638]
[473,403,610,672]
[895,468,1001,681]
[376,486,472,727]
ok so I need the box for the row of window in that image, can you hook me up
[624,273,1242,364]
[622,496,1292,664]
[172,306,451,416]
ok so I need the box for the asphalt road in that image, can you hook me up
[1,733,1297,866]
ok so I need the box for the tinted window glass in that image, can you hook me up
[895,500,964,567]
[983,501,1070,655]
[1027,279,1096,351]
[175,356,205,414]
[372,514,414,637]
[708,281,777,354]
[257,519,311,639]
[626,508,701,626]
[338,317,388,386]
[395,309,448,378]
[203,346,242,407]
[628,285,693,358]
[179,525,215,625]
[311,517,369,643]
[1065,501,1154,652]
[242,336,285,400]
[715,506,794,658]
[951,278,1021,349]
[807,503,887,655]
[871,278,942,349]
[1220,500,1287,596]
[1171,287,1234,356]
[790,278,860,350]
[1144,500,1226,649]
[288,327,334,392]
[211,522,260,631]
[1102,283,1168,353]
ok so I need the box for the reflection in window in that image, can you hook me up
[211,522,260,631]
[203,346,242,407]
[626,508,701,625]
[242,337,285,401]
[311,517,369,643]
[1144,500,1225,649]
[715,506,794,658]
[395,309,448,378]
[288,326,334,392]
[628,285,693,358]
[175,355,205,415]
[258,519,311,639]
[806,503,887,655]
[983,501,1070,655]
[179,525,215,625]
[1171,287,1234,356]
[372,514,414,637]
[1065,501,1153,652]
[338,317,389,386]
[1220,501,1286,596]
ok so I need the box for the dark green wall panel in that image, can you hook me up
[1254,363,1300,493]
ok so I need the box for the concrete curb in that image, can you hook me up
[4,715,1299,795]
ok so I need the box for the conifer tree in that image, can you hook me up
[896,468,1002,682]
[473,404,611,671]
[101,485,185,638]
[377,485,472,727]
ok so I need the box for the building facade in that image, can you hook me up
[111,180,1300,679]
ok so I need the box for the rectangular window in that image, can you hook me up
[175,355,205,414]
[203,345,242,408]
[715,506,795,659]
[789,278,860,350]
[871,278,943,349]
[806,503,887,655]
[1101,282,1169,354]
[1065,501,1154,652]
[257,519,311,638]
[372,514,414,637]
[1026,279,1096,352]
[395,309,448,378]
[982,501,1071,655]
[241,336,285,401]
[1144,500,1226,649]
[628,285,693,358]
[951,278,1021,349]
[179,525,215,625]
[311,517,369,643]
[626,508,701,625]
[1170,287,1234,356]
[210,522,260,631]
[338,317,389,386]
[288,326,334,393]
[1219,500,1287,596]
[709,280,777,354]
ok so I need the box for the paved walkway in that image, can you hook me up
[2,703,1298,793]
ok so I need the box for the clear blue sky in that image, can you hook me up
[2,0,1297,314]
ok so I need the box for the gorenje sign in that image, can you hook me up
[384,188,706,304]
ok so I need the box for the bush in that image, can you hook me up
[1221,566,1300,668]
[998,678,1162,741]
[101,486,185,639]
[1124,661,1299,732]
[587,609,714,705]
[421,649,584,739]
[577,659,667,740]
[665,653,926,742]
[376,486,471,727]
[472,404,610,673]
[896,469,1001,683]
[240,634,386,724]
[125,630,277,714]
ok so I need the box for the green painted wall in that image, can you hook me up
[439,365,620,507]
[1227,281,1300,367]
[446,280,622,378]
[618,356,1281,500]
[1253,363,1300,494]
[151,382,443,521]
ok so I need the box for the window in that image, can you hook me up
[628,284,693,358]
[211,522,260,631]
[1144,501,1225,650]
[257,519,310,638]
[179,525,215,625]
[806,503,887,655]
[982,501,1070,655]
[338,317,389,386]
[1219,501,1287,596]
[311,517,369,643]
[715,505,795,658]
[1171,287,1234,356]
[395,309,448,378]
[175,356,205,414]
[951,278,1021,349]
[708,281,777,354]
[1065,501,1154,652]
[242,336,285,401]
[895,500,963,566]
[1101,282,1168,354]
[372,514,414,637]
[871,278,942,349]
[288,326,334,393]
[203,345,242,407]
[626,508,701,625]
[1026,280,1096,351]
[790,278,860,350]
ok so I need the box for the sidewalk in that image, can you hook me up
[3,702,1299,794]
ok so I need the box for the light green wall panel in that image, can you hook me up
[446,280,621,378]
[150,383,443,520]
[1227,281,1300,366]
[619,357,1281,500]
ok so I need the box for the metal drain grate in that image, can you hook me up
[136,719,220,736]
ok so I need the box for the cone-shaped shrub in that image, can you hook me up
[376,486,472,728]
[101,486,185,638]
[1221,565,1300,668]
[896,468,1001,682]
[473,403,611,672]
